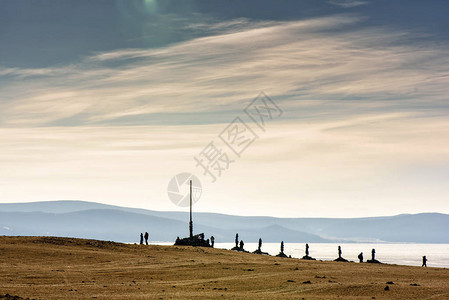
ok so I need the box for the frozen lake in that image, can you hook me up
[152,242,449,268]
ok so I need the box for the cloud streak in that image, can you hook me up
[2,15,448,128]
[328,0,369,8]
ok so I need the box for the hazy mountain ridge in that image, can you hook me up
[0,201,448,243]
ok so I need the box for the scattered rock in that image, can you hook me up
[367,259,382,264]
[386,281,394,284]
[301,255,316,260]
[334,257,349,262]
[384,286,390,291]
[0,294,29,300]
[410,283,420,286]
[252,249,269,255]
[287,280,296,283]
[303,280,312,284]
[246,269,254,271]
[231,246,248,253]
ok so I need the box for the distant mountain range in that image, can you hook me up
[1,201,448,244]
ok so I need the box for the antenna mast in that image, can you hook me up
[189,179,193,239]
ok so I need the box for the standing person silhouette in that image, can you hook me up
[144,232,149,245]
[139,233,143,245]
[305,243,309,256]
[210,236,215,248]
[371,248,376,261]
[422,256,427,267]
[358,252,363,263]
[338,246,342,259]
[239,240,244,251]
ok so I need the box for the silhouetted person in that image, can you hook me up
[338,246,342,259]
[371,248,375,261]
[305,243,309,256]
[199,233,204,240]
[235,233,239,248]
[140,233,143,245]
[144,232,149,245]
[280,241,284,254]
[210,236,215,248]
[422,256,427,267]
[239,240,244,250]
[358,252,363,263]
[258,238,262,252]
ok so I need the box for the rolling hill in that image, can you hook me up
[0,200,448,243]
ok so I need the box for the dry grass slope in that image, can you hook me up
[0,236,448,299]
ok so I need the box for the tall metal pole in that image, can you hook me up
[189,179,193,239]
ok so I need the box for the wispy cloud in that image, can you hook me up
[1,15,447,128]
[328,0,369,8]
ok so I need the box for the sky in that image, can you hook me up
[0,0,448,218]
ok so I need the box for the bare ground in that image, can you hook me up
[0,236,448,299]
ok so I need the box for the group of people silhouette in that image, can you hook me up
[139,232,149,245]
